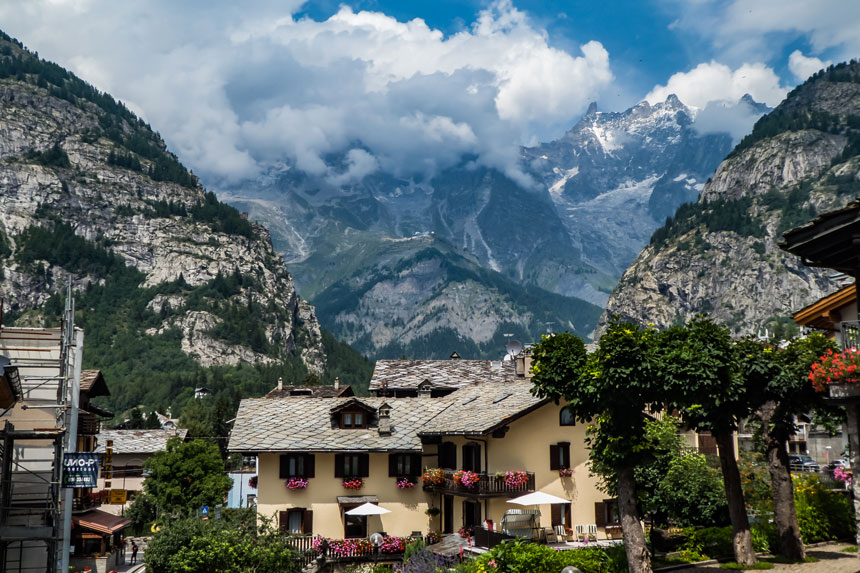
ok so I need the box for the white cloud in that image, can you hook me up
[645,61,787,109]
[691,98,768,142]
[788,50,830,82]
[0,0,614,187]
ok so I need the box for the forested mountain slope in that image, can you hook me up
[0,31,372,412]
[601,61,860,336]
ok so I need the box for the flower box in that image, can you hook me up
[453,470,479,489]
[396,478,416,489]
[422,468,446,486]
[286,477,309,490]
[503,470,529,489]
[558,467,574,477]
[342,478,363,490]
[828,382,860,399]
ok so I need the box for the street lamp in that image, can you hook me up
[370,532,384,565]
[561,567,582,573]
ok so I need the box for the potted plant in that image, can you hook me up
[421,467,446,486]
[342,478,363,490]
[559,467,574,477]
[453,469,479,489]
[425,507,440,517]
[503,470,529,489]
[285,477,309,490]
[810,348,860,397]
[396,477,415,489]
[248,475,258,489]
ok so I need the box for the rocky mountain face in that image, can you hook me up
[601,62,860,336]
[0,33,329,402]
[224,95,734,357]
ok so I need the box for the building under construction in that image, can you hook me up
[0,297,83,573]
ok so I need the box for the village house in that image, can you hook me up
[228,357,622,543]
[94,427,189,515]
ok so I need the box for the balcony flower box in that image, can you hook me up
[453,470,479,489]
[342,478,363,490]
[396,478,416,489]
[810,348,860,392]
[503,470,530,489]
[422,467,446,486]
[286,477,309,490]
[558,467,574,478]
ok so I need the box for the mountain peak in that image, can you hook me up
[585,101,598,116]
[664,93,684,108]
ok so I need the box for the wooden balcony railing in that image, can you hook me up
[422,471,535,498]
[78,412,101,435]
[841,321,860,350]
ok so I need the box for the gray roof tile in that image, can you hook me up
[95,429,188,454]
[369,359,516,391]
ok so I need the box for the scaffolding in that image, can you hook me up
[0,293,79,573]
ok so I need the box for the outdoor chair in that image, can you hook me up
[586,524,598,541]
[544,527,558,543]
[554,525,569,541]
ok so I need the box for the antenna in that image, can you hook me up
[505,340,523,359]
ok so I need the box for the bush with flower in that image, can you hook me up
[808,348,860,391]
[558,467,574,477]
[425,531,441,544]
[285,477,308,490]
[396,477,416,489]
[453,470,480,489]
[503,470,529,489]
[421,467,446,486]
[834,465,853,484]
[312,535,412,557]
[342,478,363,490]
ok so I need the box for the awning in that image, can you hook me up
[72,509,131,535]
[337,495,379,505]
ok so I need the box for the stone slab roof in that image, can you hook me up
[95,429,188,454]
[419,380,546,435]
[368,359,516,391]
[81,370,110,397]
[228,396,450,453]
[229,381,547,453]
[265,384,353,398]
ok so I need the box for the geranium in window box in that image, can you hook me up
[248,475,258,489]
[558,467,574,477]
[504,470,529,489]
[810,348,860,392]
[453,470,479,489]
[342,478,363,490]
[285,477,309,490]
[396,478,416,489]
[421,467,446,486]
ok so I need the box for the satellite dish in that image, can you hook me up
[505,340,523,358]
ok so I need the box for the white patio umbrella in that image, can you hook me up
[507,491,570,506]
[345,502,391,516]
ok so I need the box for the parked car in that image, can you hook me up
[788,454,820,472]
[826,458,850,475]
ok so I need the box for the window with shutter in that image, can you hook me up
[549,445,561,470]
[280,455,290,479]
[594,502,606,527]
[334,454,345,478]
[389,453,398,477]
[281,454,313,478]
[560,407,575,426]
[559,442,571,469]
[302,510,314,534]
[358,453,370,477]
[305,454,315,478]
[439,442,456,469]
[462,443,481,472]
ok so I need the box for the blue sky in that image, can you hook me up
[0,0,855,186]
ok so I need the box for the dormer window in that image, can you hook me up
[341,411,366,429]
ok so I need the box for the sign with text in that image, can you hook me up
[62,453,99,488]
[108,489,127,505]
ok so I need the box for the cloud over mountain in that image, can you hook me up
[0,0,613,186]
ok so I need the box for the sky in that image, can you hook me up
[0,0,857,188]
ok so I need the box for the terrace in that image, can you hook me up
[421,469,535,498]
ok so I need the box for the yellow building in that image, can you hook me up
[228,359,625,542]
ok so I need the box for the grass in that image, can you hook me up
[841,545,858,552]
[765,556,820,564]
[720,562,774,570]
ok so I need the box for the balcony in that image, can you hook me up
[78,412,101,435]
[72,490,108,512]
[422,470,535,498]
[841,321,860,350]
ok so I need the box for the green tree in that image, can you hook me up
[659,453,729,527]
[744,334,838,560]
[144,438,232,517]
[634,416,692,529]
[531,324,659,573]
[145,513,300,573]
[660,317,757,566]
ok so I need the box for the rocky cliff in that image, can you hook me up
[601,62,860,336]
[0,33,326,382]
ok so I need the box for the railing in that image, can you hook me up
[283,535,317,567]
[841,321,860,350]
[72,490,107,512]
[423,471,535,497]
[78,412,101,435]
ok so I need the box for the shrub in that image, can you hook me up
[794,474,856,543]
[459,539,627,573]
[660,453,730,527]
[681,526,734,560]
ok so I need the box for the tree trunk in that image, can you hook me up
[759,401,805,560]
[715,430,756,566]
[844,404,860,555]
[617,464,652,573]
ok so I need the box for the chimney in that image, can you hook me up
[277,377,283,391]
[515,352,533,379]
[418,381,432,398]
[334,377,340,390]
[378,404,392,435]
